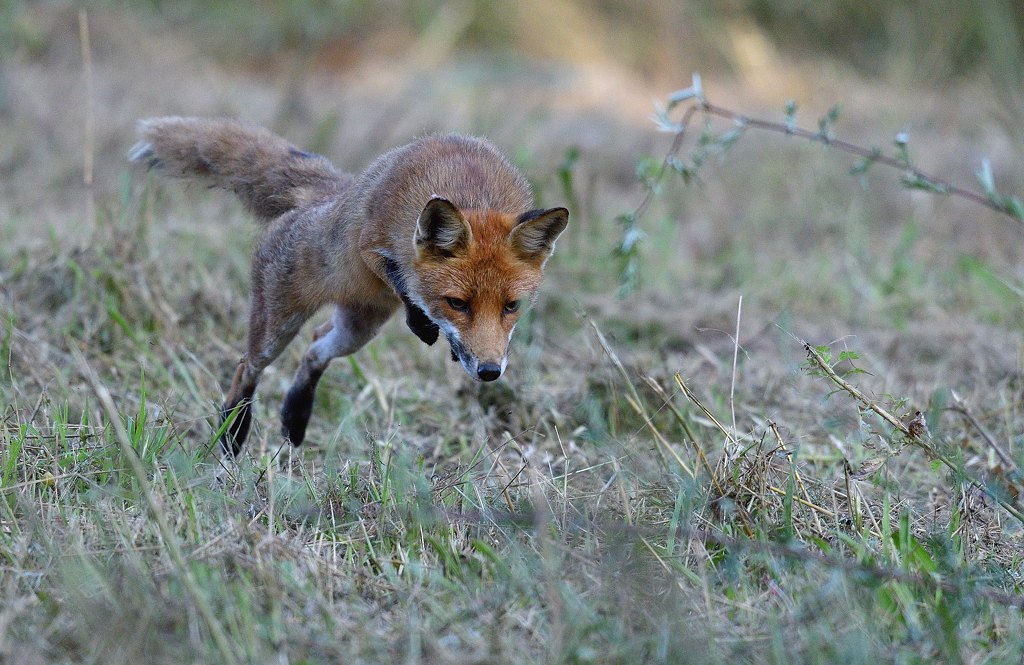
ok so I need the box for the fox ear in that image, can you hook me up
[509,207,569,262]
[415,198,472,257]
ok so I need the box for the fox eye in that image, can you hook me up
[446,297,470,312]
[503,300,521,315]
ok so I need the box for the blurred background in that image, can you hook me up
[3,0,1024,396]
[4,0,1022,214]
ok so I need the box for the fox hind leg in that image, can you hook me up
[220,360,259,456]
[220,310,308,457]
[280,303,394,446]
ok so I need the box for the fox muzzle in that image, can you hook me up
[445,332,506,382]
[476,363,502,382]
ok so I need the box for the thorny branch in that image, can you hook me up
[632,73,1024,227]
[802,341,1024,526]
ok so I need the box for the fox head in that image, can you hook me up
[410,197,568,382]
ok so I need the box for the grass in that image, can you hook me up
[5,193,1024,663]
[3,3,1024,664]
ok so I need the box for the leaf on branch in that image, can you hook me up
[717,127,745,150]
[615,212,636,229]
[894,132,911,166]
[901,174,949,194]
[1005,196,1024,222]
[849,150,880,176]
[619,226,646,252]
[666,155,692,183]
[784,100,797,134]
[651,102,683,133]
[666,89,696,110]
[975,162,1024,220]
[666,72,704,109]
[976,158,996,197]
[815,106,842,142]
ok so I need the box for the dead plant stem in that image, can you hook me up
[589,318,695,478]
[803,342,1024,525]
[78,10,95,226]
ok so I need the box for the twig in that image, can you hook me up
[948,392,1020,480]
[803,343,909,437]
[78,9,95,226]
[697,101,1010,217]
[623,76,1023,262]
[803,341,1024,525]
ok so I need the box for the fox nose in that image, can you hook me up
[477,363,502,382]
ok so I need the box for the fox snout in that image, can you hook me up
[465,354,505,382]
[477,362,502,382]
[447,334,507,382]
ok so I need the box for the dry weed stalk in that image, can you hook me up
[948,391,1021,481]
[588,318,695,479]
[802,341,1024,525]
[78,9,95,226]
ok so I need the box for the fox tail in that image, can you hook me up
[129,117,347,222]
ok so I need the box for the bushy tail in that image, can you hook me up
[129,117,347,222]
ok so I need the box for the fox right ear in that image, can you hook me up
[414,198,472,257]
[509,207,569,263]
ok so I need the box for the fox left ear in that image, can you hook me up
[509,207,569,263]
[415,197,472,257]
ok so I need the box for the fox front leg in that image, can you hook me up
[280,303,395,446]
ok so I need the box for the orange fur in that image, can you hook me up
[130,118,568,456]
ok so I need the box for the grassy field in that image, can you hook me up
[3,2,1024,663]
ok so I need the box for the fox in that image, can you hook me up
[128,117,568,457]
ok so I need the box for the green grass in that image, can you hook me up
[5,221,1023,662]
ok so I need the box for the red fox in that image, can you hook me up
[129,118,568,456]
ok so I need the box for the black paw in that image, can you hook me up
[280,375,320,446]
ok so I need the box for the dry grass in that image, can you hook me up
[2,3,1024,664]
